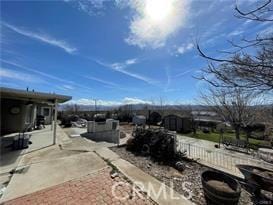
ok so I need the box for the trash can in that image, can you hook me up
[12,134,30,150]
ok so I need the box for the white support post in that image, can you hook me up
[53,99,58,145]
[51,105,53,131]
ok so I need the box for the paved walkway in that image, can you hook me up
[3,167,156,205]
[96,147,193,205]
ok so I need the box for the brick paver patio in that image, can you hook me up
[3,167,156,205]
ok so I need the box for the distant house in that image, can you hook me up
[163,114,192,133]
[191,111,218,117]
[194,116,222,130]
[149,111,162,125]
[0,87,71,135]
[192,111,223,131]
[132,115,146,126]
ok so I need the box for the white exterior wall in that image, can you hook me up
[87,120,119,133]
[86,120,120,144]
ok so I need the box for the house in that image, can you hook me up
[132,115,146,125]
[163,114,192,133]
[0,87,71,139]
[192,110,222,131]
[148,111,162,125]
[194,116,222,130]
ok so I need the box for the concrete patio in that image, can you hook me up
[1,125,193,205]
[0,125,56,175]
[0,125,107,202]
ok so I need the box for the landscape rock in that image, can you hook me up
[111,172,119,179]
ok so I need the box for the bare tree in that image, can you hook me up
[158,96,167,116]
[234,0,273,22]
[62,104,78,114]
[200,87,259,139]
[197,0,273,93]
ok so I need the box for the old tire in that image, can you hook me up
[141,144,150,155]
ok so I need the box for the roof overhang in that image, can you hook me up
[0,87,72,104]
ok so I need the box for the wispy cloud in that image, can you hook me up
[228,29,244,37]
[123,97,151,104]
[85,76,118,87]
[260,26,273,36]
[56,84,75,91]
[110,58,138,70]
[65,0,111,16]
[164,66,171,92]
[67,96,151,106]
[0,59,94,91]
[197,20,226,46]
[175,69,193,78]
[62,84,75,90]
[123,0,190,49]
[84,75,141,92]
[163,67,193,92]
[173,43,194,56]
[243,19,252,26]
[0,67,43,83]
[68,98,120,106]
[92,58,157,84]
[1,59,73,84]
[2,22,77,54]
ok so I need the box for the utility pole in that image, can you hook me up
[94,99,97,112]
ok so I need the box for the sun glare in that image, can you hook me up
[145,0,173,22]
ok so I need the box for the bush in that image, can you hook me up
[202,128,210,133]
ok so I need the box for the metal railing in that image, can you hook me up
[177,141,273,177]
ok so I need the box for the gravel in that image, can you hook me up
[110,146,254,205]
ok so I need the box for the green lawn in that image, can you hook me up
[183,130,271,149]
[183,131,222,143]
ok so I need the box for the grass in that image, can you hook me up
[182,130,271,149]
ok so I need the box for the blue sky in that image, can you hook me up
[1,0,272,105]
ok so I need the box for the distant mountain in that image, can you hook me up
[59,103,209,111]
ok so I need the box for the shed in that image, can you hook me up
[132,115,146,126]
[163,114,192,133]
[0,87,71,143]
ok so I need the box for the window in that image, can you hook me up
[43,108,50,116]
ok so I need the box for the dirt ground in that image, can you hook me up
[110,146,254,205]
[119,124,134,135]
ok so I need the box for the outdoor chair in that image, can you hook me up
[222,137,249,154]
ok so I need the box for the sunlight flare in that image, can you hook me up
[126,0,189,48]
[145,0,174,22]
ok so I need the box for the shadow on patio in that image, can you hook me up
[0,126,54,175]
